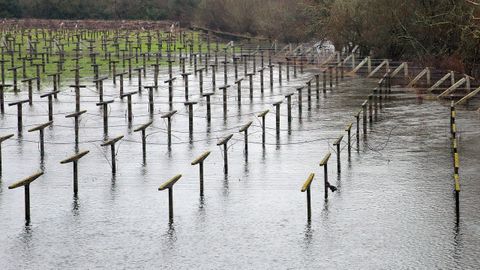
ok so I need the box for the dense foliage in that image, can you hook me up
[2,0,480,75]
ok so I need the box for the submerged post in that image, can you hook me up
[40,90,60,121]
[239,121,253,154]
[0,134,14,174]
[8,171,44,225]
[28,121,53,157]
[319,153,336,199]
[258,110,269,146]
[158,174,182,222]
[60,150,89,196]
[333,135,343,173]
[101,135,124,174]
[8,99,29,133]
[191,151,211,197]
[134,121,153,160]
[301,173,315,221]
[96,100,114,135]
[161,110,177,149]
[217,134,233,174]
[65,110,87,146]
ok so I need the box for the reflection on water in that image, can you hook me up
[0,64,479,269]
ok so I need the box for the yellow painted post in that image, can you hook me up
[301,173,315,221]
[319,153,332,199]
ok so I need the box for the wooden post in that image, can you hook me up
[182,72,192,101]
[0,134,14,175]
[28,121,53,157]
[319,153,334,199]
[210,64,217,90]
[315,74,320,100]
[161,110,177,149]
[202,92,214,123]
[217,134,233,174]
[247,73,254,100]
[220,85,231,119]
[239,121,253,154]
[286,57,290,81]
[301,173,315,221]
[368,94,373,123]
[362,100,368,134]
[0,84,12,113]
[8,66,20,92]
[259,67,265,93]
[134,121,153,160]
[21,78,36,105]
[8,99,29,133]
[297,86,304,116]
[197,67,205,94]
[184,101,198,137]
[96,100,114,135]
[60,150,89,196]
[164,77,176,109]
[115,72,128,98]
[93,77,108,103]
[144,86,156,115]
[323,69,327,92]
[191,151,211,197]
[8,171,44,224]
[121,91,138,123]
[306,80,312,110]
[333,135,343,173]
[273,101,282,137]
[65,110,87,146]
[69,84,87,112]
[258,110,269,146]
[40,91,60,121]
[158,174,183,222]
[345,123,352,157]
[278,61,283,84]
[101,135,124,174]
[235,78,243,105]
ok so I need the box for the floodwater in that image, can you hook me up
[0,62,479,269]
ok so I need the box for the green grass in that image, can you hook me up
[1,29,228,84]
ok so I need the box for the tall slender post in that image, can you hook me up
[258,110,269,147]
[333,136,343,173]
[220,85,230,119]
[161,110,177,149]
[239,121,253,154]
[202,92,214,123]
[101,136,124,174]
[28,121,53,157]
[8,171,44,225]
[60,151,89,196]
[8,99,29,133]
[134,121,153,160]
[158,174,183,222]
[217,134,233,174]
[0,134,14,175]
[301,173,315,221]
[191,152,211,197]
